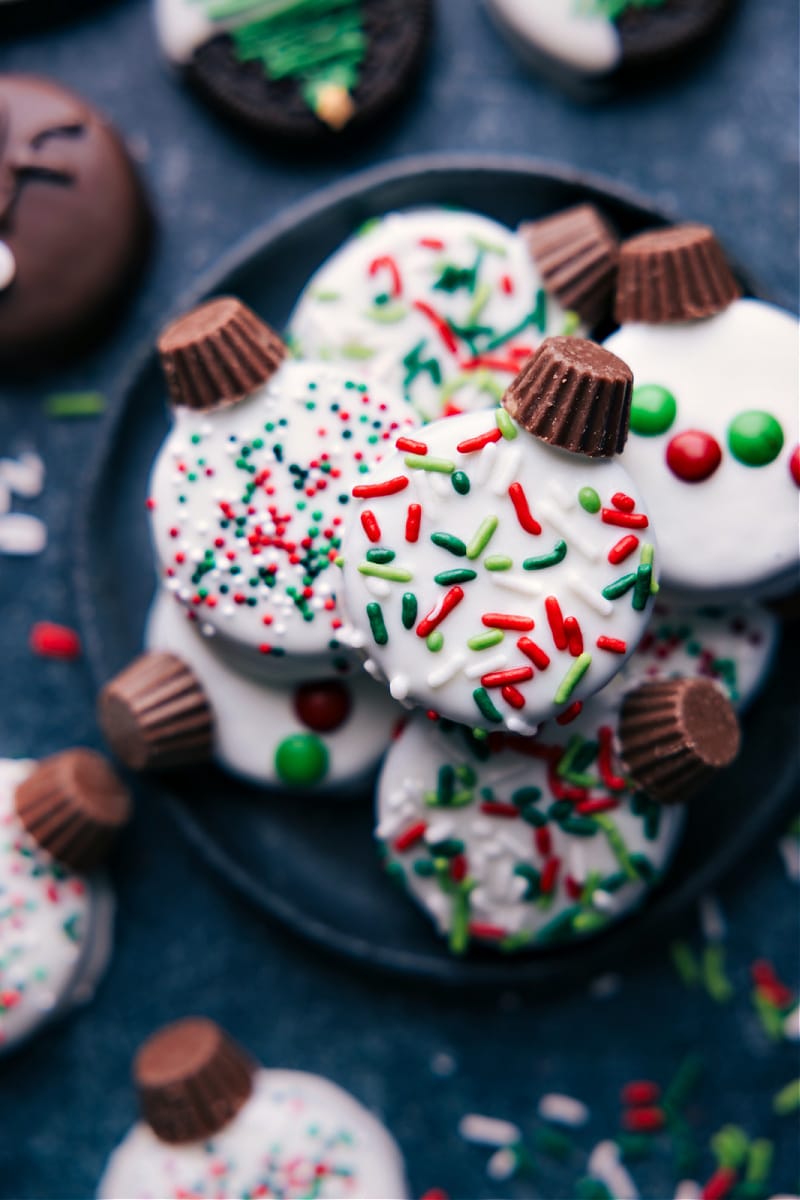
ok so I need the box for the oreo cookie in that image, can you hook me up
[155,0,433,144]
[485,0,734,99]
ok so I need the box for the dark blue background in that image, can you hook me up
[0,1,798,1196]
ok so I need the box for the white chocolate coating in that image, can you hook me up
[620,593,779,711]
[154,0,221,64]
[289,208,578,423]
[486,0,622,76]
[376,700,683,954]
[0,760,114,1054]
[98,1067,409,1200]
[146,588,402,791]
[606,300,800,600]
[148,359,414,683]
[340,409,658,732]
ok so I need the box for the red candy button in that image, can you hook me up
[666,430,722,482]
[790,445,800,487]
[293,680,351,733]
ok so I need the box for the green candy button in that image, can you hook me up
[630,384,678,436]
[275,733,329,787]
[728,410,785,467]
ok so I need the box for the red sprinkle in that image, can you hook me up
[508,481,543,535]
[517,636,550,670]
[535,826,552,857]
[621,1081,661,1107]
[481,666,533,688]
[556,701,583,725]
[456,427,502,454]
[545,596,568,651]
[576,796,619,815]
[416,587,465,637]
[360,510,381,543]
[611,492,636,512]
[500,274,514,295]
[396,436,429,455]
[29,622,82,661]
[480,801,522,818]
[368,254,402,297]
[482,612,534,632]
[564,615,584,657]
[405,503,422,543]
[419,238,445,251]
[450,854,468,883]
[598,725,628,790]
[601,508,649,530]
[622,1107,665,1133]
[790,444,800,487]
[701,1167,738,1200]
[414,300,460,354]
[468,921,507,941]
[394,821,427,852]
[501,685,526,709]
[461,356,520,373]
[608,534,640,564]
[596,635,628,654]
[540,857,561,894]
[353,476,409,499]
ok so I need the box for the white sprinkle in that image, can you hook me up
[365,576,391,598]
[427,653,467,688]
[548,478,576,510]
[430,1051,457,1077]
[589,973,622,999]
[487,1146,518,1181]
[588,1140,639,1200]
[674,1183,702,1200]
[0,513,47,555]
[592,889,616,913]
[699,893,726,943]
[389,674,410,701]
[474,440,498,485]
[784,1004,800,1041]
[490,445,522,495]
[0,240,16,291]
[540,499,601,562]
[0,452,44,498]
[506,715,538,737]
[491,573,542,597]
[568,570,614,617]
[431,471,452,497]
[0,478,9,515]
[538,1093,590,1128]
[778,835,800,883]
[465,653,507,679]
[458,1114,522,1147]
[426,818,455,844]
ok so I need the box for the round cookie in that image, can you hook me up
[154,0,431,143]
[0,75,151,368]
[0,753,130,1054]
[620,593,779,711]
[98,1018,409,1199]
[340,340,658,733]
[288,208,581,423]
[149,300,415,682]
[485,0,732,98]
[606,298,800,600]
[131,587,402,790]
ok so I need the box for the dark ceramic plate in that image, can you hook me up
[75,155,799,989]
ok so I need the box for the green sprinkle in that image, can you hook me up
[404,454,455,474]
[401,593,418,629]
[773,1078,800,1115]
[554,653,592,704]
[495,406,518,439]
[593,812,639,881]
[436,764,455,805]
[311,288,340,302]
[711,1125,750,1171]
[562,310,581,335]
[451,470,471,495]
[466,281,492,325]
[536,906,582,945]
[366,602,388,645]
[44,391,106,418]
[466,515,498,560]
[512,786,542,806]
[603,572,637,600]
[745,1139,774,1184]
[366,548,395,564]
[434,568,477,585]
[341,340,376,360]
[357,563,413,582]
[632,563,653,610]
[485,555,513,571]
[534,1126,573,1161]
[449,887,471,956]
[467,629,504,651]
[426,630,444,652]
[702,943,734,1004]
[617,1134,654,1163]
[473,687,503,723]
[431,532,467,557]
[578,486,601,513]
[523,540,568,570]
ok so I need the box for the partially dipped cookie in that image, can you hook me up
[340,336,659,733]
[289,207,614,422]
[148,297,414,682]
[0,751,130,1053]
[605,225,799,600]
[376,676,740,954]
[0,75,151,367]
[154,0,432,143]
[98,589,402,791]
[98,1017,409,1198]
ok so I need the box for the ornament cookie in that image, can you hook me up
[0,752,130,1054]
[485,0,733,98]
[154,0,431,143]
[340,337,659,732]
[99,589,402,791]
[605,227,799,600]
[148,298,414,681]
[0,75,151,367]
[377,675,739,954]
[289,208,588,422]
[98,1017,409,1199]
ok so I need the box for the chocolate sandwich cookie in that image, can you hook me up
[485,0,734,99]
[154,0,433,145]
[0,75,152,369]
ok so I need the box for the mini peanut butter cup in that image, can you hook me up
[14,749,131,871]
[520,204,620,327]
[98,651,213,771]
[618,678,741,805]
[158,297,286,411]
[614,223,741,324]
[502,335,633,458]
[135,1017,255,1144]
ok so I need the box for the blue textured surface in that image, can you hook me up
[0,1,798,1196]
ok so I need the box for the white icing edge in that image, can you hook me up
[488,0,622,74]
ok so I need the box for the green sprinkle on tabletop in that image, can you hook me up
[44,391,106,418]
[772,1078,800,1116]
